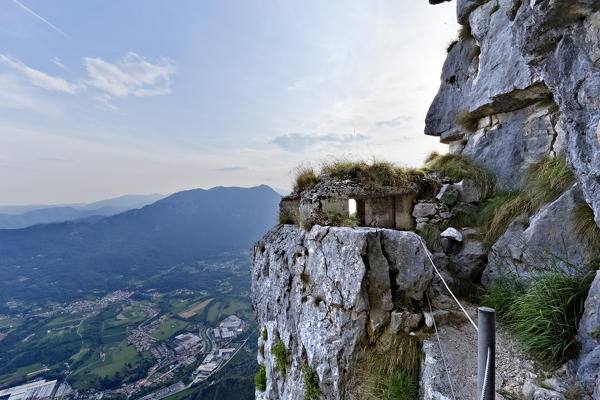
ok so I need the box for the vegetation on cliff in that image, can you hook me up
[483,268,594,364]
[477,155,575,248]
[355,333,421,400]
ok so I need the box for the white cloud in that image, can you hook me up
[51,56,68,71]
[84,52,176,97]
[0,54,78,93]
[94,94,117,111]
[0,74,62,115]
[269,132,368,152]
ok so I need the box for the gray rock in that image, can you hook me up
[482,185,596,287]
[523,380,566,400]
[390,310,422,333]
[437,184,459,207]
[451,239,487,280]
[440,227,463,242]
[426,0,600,223]
[455,179,484,203]
[424,310,450,328]
[413,202,438,218]
[251,225,434,399]
[577,271,600,398]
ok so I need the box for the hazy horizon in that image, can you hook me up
[1,1,456,205]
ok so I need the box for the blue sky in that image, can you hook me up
[0,0,457,204]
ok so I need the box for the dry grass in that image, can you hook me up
[354,333,421,400]
[477,155,575,248]
[425,153,495,199]
[293,166,320,192]
[573,203,600,252]
[456,110,480,132]
[321,159,427,191]
[458,25,472,40]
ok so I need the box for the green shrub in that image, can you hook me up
[262,326,267,341]
[303,364,321,400]
[271,341,289,377]
[294,167,320,192]
[254,363,267,392]
[321,160,427,191]
[484,270,594,364]
[355,333,421,400]
[327,212,359,228]
[573,203,600,252]
[476,156,575,248]
[425,153,494,199]
[279,209,296,224]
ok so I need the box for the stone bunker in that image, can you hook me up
[280,177,438,230]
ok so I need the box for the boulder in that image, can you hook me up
[482,185,596,287]
[437,184,459,207]
[251,225,434,399]
[523,380,566,400]
[440,227,463,242]
[451,239,487,280]
[390,310,422,333]
[413,202,437,218]
[455,179,484,203]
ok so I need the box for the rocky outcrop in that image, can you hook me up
[426,0,600,222]
[251,225,433,399]
[482,184,596,287]
[577,271,600,398]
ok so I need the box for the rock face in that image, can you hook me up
[482,184,596,287]
[251,225,433,399]
[425,0,600,222]
[577,271,600,398]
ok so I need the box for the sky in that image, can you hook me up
[0,0,457,205]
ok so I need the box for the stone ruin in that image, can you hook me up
[279,175,441,230]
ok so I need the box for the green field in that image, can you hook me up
[151,317,188,340]
[206,302,221,323]
[92,342,142,377]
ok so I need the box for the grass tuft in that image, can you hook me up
[354,333,421,400]
[490,1,500,15]
[294,167,320,192]
[262,326,267,341]
[303,364,321,400]
[447,40,458,53]
[425,153,495,199]
[456,110,480,133]
[271,341,289,377]
[458,25,472,40]
[476,155,575,248]
[300,271,310,285]
[573,203,600,252]
[321,159,427,191]
[254,363,267,392]
[483,270,594,365]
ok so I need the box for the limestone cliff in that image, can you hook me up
[250,1,600,399]
[251,225,432,399]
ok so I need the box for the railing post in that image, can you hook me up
[477,307,495,400]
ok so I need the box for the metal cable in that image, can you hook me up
[479,346,492,400]
[426,293,457,400]
[418,237,479,332]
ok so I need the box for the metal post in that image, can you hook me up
[477,307,495,400]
